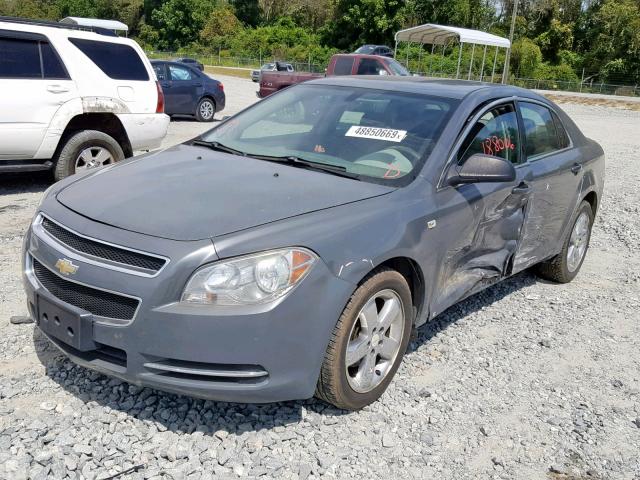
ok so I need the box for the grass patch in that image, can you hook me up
[204,66,252,80]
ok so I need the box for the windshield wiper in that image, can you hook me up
[245,154,361,181]
[192,139,246,157]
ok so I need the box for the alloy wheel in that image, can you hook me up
[75,147,114,172]
[199,100,214,120]
[567,211,590,272]
[345,289,405,393]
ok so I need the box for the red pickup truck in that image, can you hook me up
[258,53,410,98]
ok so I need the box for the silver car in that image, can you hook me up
[251,62,294,82]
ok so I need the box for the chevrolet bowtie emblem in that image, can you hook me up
[55,258,78,276]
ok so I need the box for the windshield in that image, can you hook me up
[386,59,410,76]
[355,46,375,54]
[201,84,458,185]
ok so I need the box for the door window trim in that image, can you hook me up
[515,98,573,163]
[437,96,524,191]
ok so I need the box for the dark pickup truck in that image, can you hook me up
[258,53,410,98]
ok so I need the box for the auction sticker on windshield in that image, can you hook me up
[345,126,408,143]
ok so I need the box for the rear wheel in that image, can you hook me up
[53,130,124,181]
[535,200,594,283]
[315,268,412,410]
[196,97,215,122]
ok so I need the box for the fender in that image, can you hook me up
[33,97,131,160]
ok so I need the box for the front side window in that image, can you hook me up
[458,104,521,165]
[519,102,561,158]
[0,37,68,79]
[169,65,192,81]
[201,84,458,185]
[333,57,355,75]
[69,38,149,81]
[0,37,41,78]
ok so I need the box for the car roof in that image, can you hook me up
[307,76,546,101]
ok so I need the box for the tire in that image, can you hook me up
[53,130,124,182]
[196,97,216,122]
[315,268,413,410]
[534,200,594,283]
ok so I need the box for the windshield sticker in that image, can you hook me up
[339,111,365,124]
[482,135,515,156]
[346,126,407,143]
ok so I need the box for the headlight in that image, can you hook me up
[181,248,317,306]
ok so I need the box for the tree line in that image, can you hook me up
[1,0,639,85]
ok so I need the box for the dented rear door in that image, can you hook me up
[430,102,532,316]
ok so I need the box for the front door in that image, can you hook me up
[431,102,532,316]
[512,101,583,270]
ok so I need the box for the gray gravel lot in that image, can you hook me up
[1,76,639,480]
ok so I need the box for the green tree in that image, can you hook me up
[511,38,542,77]
[230,0,261,26]
[321,0,403,50]
[151,0,217,50]
[200,5,244,49]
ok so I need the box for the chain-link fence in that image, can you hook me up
[146,51,326,74]
[147,51,639,97]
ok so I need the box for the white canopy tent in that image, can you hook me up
[60,17,129,35]
[394,24,511,83]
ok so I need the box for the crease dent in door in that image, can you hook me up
[438,191,529,304]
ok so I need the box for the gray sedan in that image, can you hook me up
[23,77,604,410]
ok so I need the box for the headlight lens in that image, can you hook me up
[181,248,317,305]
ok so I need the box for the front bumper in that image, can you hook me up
[23,206,352,403]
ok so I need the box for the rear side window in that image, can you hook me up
[0,37,68,79]
[41,42,68,79]
[69,38,149,81]
[169,65,193,81]
[333,57,354,75]
[519,102,561,158]
[551,111,570,149]
[458,104,521,165]
[0,37,41,78]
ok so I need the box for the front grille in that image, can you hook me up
[33,258,139,320]
[41,217,165,272]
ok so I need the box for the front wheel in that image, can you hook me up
[53,130,124,181]
[196,97,216,122]
[535,200,594,283]
[315,268,412,410]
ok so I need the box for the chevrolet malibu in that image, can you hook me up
[23,77,604,410]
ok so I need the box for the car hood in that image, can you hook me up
[56,144,394,241]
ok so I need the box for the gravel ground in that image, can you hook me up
[1,76,639,480]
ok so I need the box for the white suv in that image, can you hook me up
[0,17,169,180]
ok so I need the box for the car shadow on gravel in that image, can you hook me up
[31,270,536,435]
[32,327,348,436]
[408,271,538,353]
[0,171,51,196]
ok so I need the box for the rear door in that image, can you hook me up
[0,31,76,159]
[431,101,531,314]
[167,64,201,114]
[512,100,582,269]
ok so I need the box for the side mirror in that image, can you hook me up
[446,153,516,186]
[378,70,389,76]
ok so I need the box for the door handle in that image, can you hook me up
[511,182,531,195]
[47,85,69,94]
[570,163,583,175]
